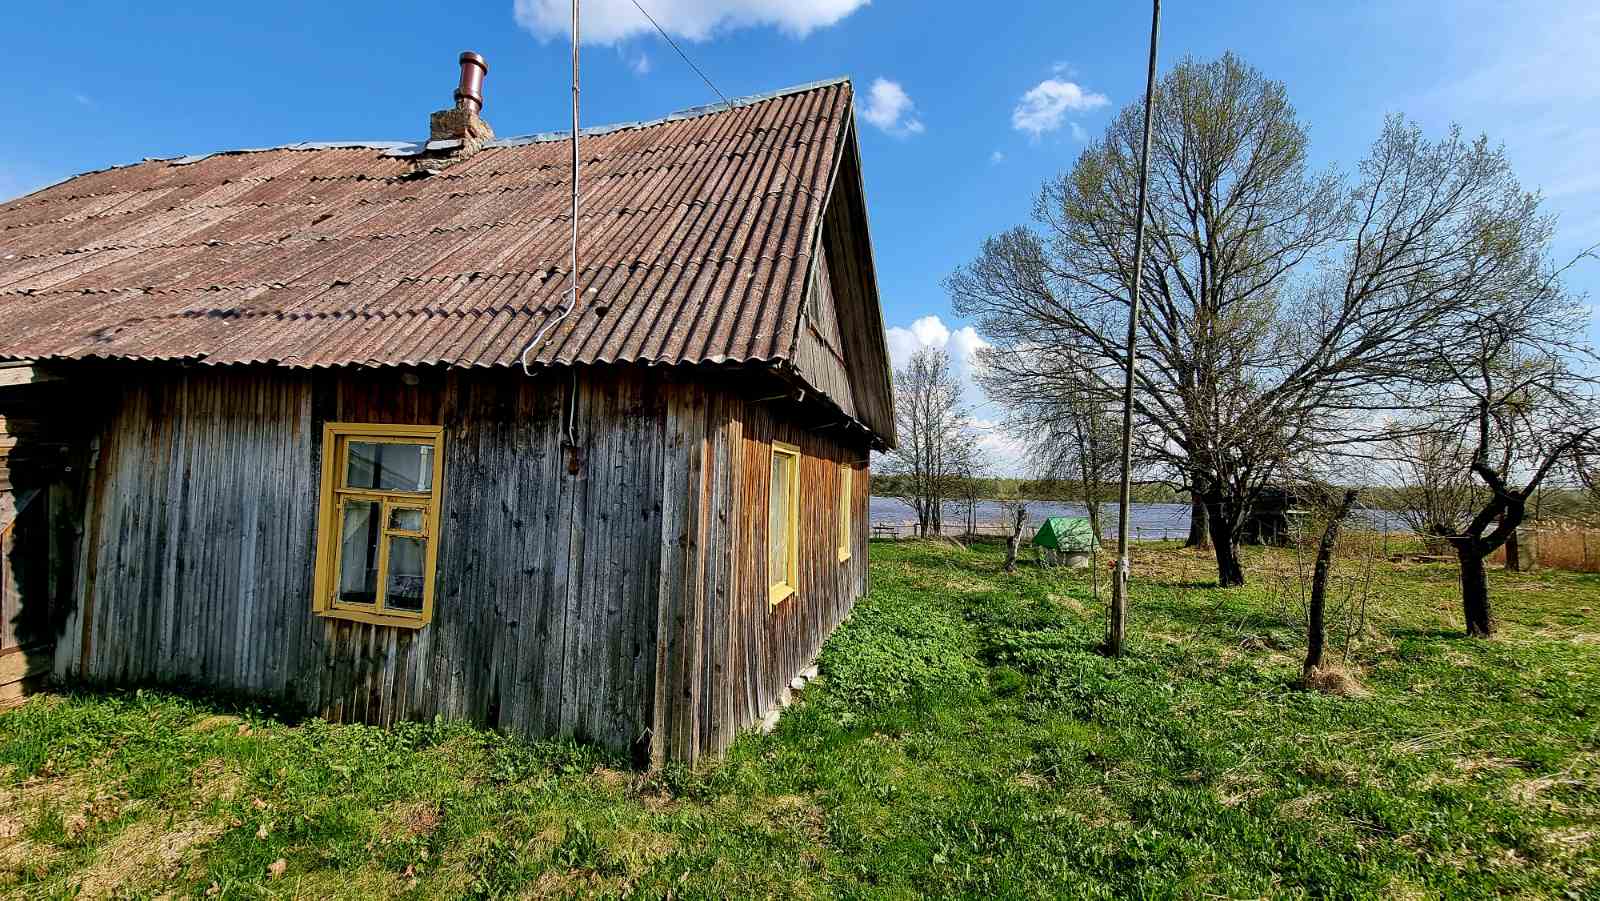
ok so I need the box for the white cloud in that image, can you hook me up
[990,150,1005,164]
[885,314,983,367]
[513,0,868,43]
[1069,122,1087,142]
[859,78,924,137]
[885,314,988,396]
[885,315,1035,474]
[629,51,651,75]
[1011,78,1108,137]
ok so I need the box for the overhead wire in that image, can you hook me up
[517,0,831,447]
[626,0,822,204]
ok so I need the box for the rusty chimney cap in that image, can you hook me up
[454,51,489,114]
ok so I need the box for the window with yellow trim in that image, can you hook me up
[837,463,853,561]
[313,423,445,628]
[768,441,801,605]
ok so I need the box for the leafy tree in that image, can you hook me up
[950,52,1582,589]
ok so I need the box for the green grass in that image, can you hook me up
[2,540,1597,899]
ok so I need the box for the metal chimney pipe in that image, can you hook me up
[454,51,489,114]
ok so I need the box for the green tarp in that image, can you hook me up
[1032,516,1097,552]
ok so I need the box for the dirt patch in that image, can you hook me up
[0,837,59,879]
[190,757,248,805]
[72,817,223,898]
[391,800,442,837]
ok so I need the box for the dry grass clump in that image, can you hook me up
[1492,525,1600,573]
[1301,664,1370,698]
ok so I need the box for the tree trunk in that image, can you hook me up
[1455,543,1494,637]
[1305,490,1359,678]
[1085,500,1103,544]
[1186,495,1210,548]
[1204,492,1245,587]
[1004,507,1026,573]
[1503,526,1521,573]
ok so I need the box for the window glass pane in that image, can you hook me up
[388,507,426,532]
[337,499,380,605]
[346,441,434,492]
[385,536,427,612]
[769,453,791,585]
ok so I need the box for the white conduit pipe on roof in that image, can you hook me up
[522,0,581,448]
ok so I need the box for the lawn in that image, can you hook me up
[1,539,1597,899]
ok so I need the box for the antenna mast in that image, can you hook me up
[1106,0,1161,657]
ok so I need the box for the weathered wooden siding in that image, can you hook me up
[803,127,896,444]
[57,366,668,755]
[46,364,869,763]
[652,388,870,764]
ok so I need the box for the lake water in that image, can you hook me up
[868,497,1408,540]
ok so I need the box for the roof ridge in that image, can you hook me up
[9,77,851,197]
[470,75,852,152]
[167,77,855,168]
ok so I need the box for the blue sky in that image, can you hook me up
[3,0,1597,463]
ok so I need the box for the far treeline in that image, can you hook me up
[882,52,1600,646]
[869,475,1595,519]
[868,475,1181,505]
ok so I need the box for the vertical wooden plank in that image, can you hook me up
[650,381,710,765]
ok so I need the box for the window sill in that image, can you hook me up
[316,607,430,630]
[769,583,796,606]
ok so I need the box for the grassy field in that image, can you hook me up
[1,540,1597,899]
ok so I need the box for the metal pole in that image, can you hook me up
[564,0,581,445]
[1106,0,1161,658]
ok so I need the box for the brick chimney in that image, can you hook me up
[428,52,495,155]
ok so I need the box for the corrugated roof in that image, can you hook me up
[0,78,858,382]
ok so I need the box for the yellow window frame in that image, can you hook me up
[313,422,446,629]
[837,463,853,562]
[769,441,801,606]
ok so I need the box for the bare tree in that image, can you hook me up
[1304,488,1360,679]
[1582,459,1600,516]
[976,349,1119,541]
[883,347,974,538]
[957,455,986,537]
[1414,297,1599,636]
[1389,427,1484,554]
[950,52,1581,589]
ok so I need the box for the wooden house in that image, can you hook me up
[0,59,895,765]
